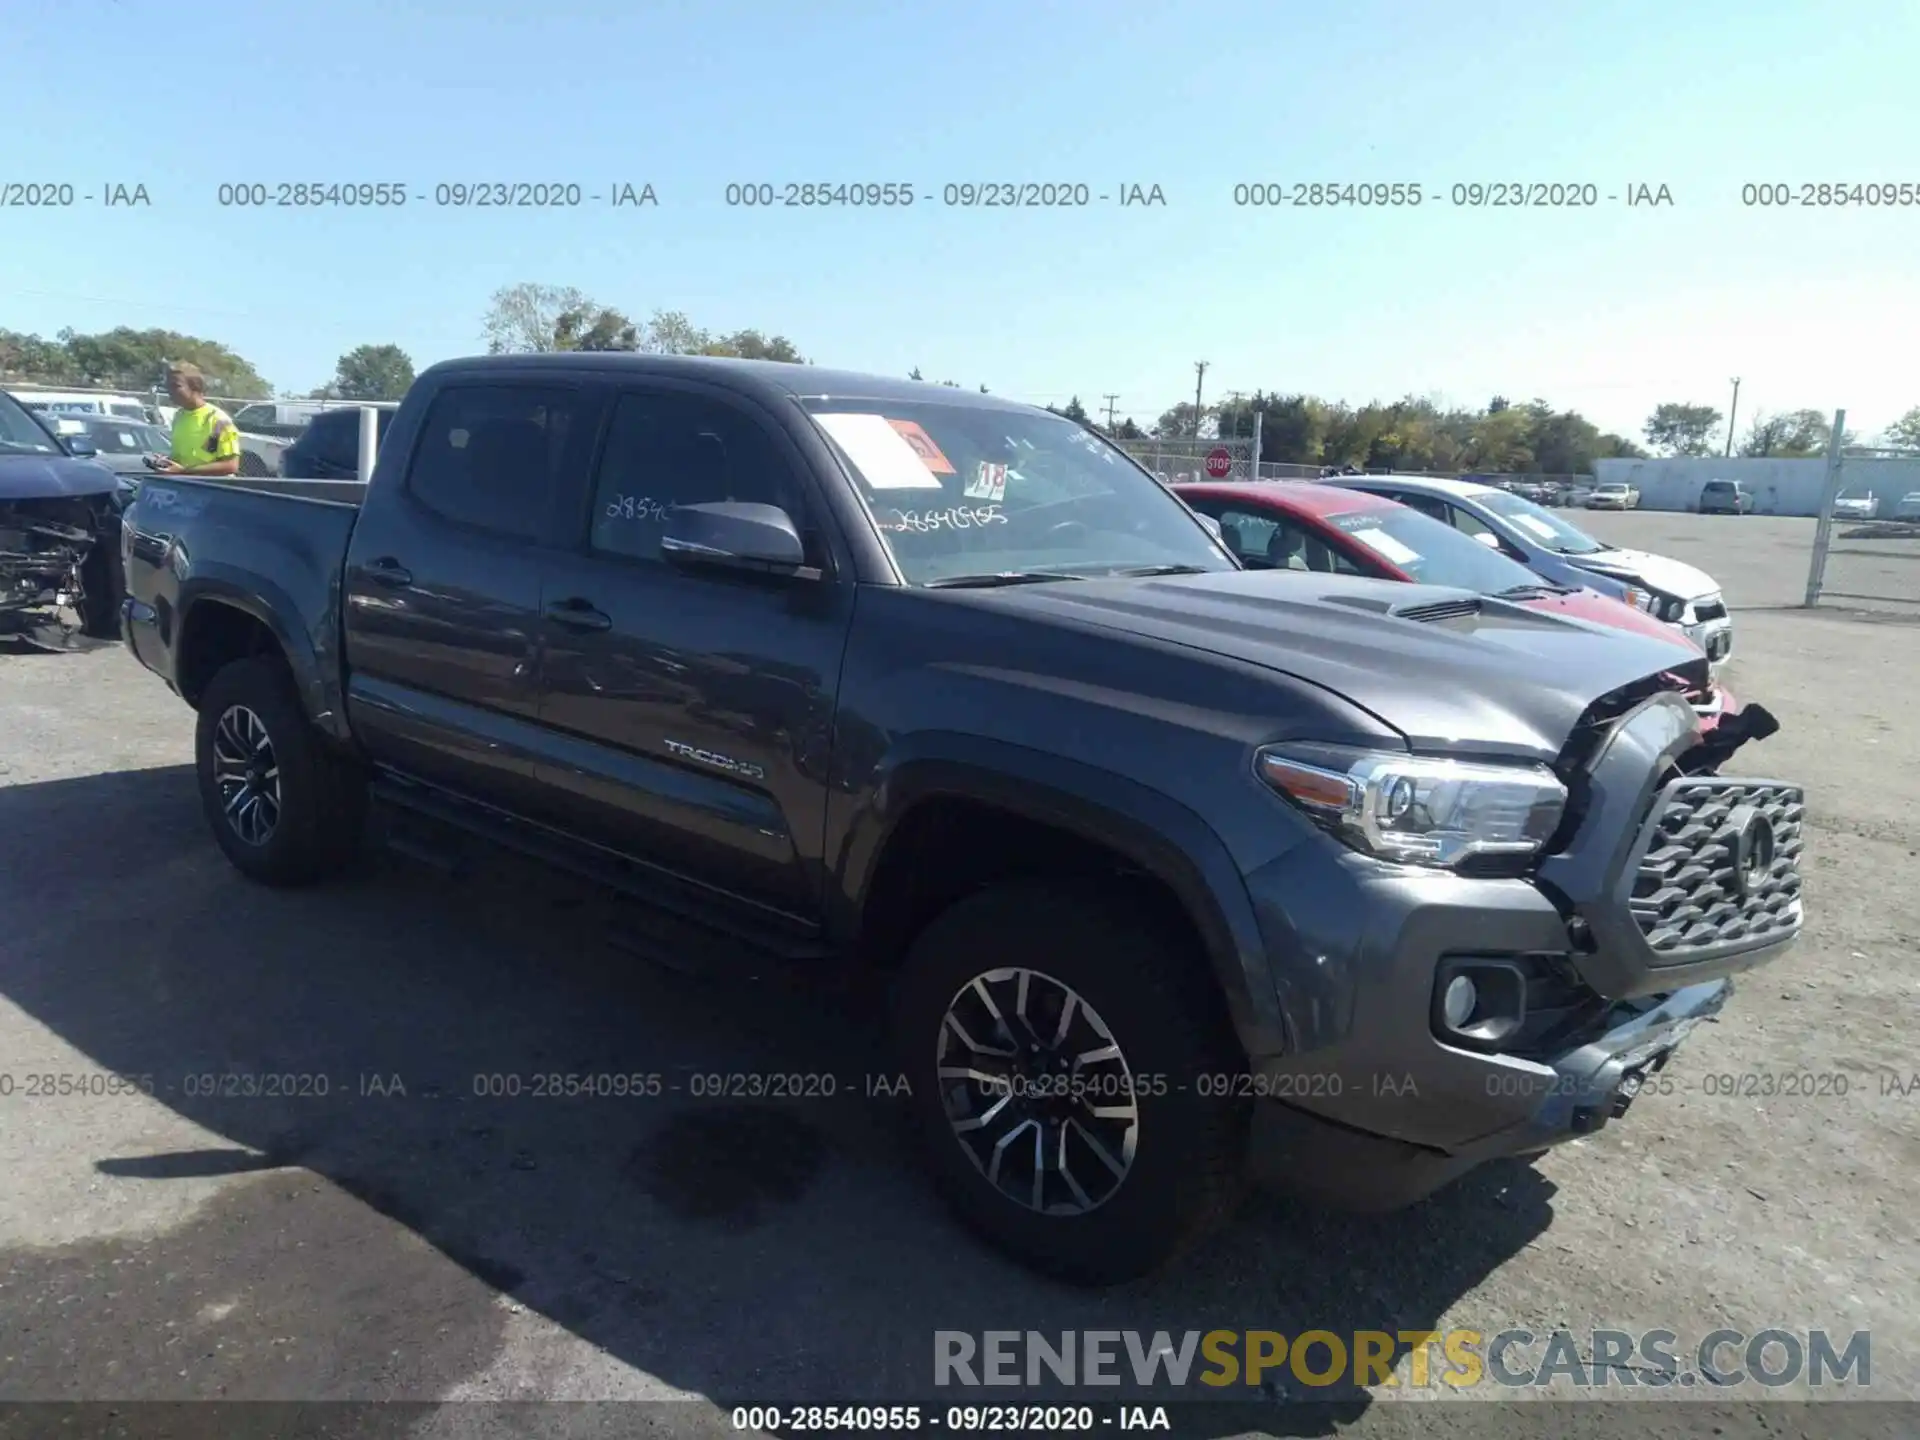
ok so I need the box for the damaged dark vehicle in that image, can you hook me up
[119,356,1805,1286]
[0,389,125,649]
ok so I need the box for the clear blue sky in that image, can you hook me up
[5,0,1918,440]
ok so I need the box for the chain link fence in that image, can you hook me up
[1116,437,1257,482]
[1804,413,1920,612]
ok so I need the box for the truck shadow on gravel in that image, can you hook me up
[0,764,1556,1433]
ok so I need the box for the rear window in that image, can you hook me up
[406,385,590,540]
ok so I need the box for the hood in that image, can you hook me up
[951,570,1707,762]
[1521,587,1703,652]
[1561,546,1718,601]
[0,453,120,500]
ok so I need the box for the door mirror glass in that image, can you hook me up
[64,433,99,458]
[661,501,807,573]
[1474,530,1501,549]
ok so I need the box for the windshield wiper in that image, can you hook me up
[923,570,1089,589]
[1493,581,1576,598]
[1110,563,1212,577]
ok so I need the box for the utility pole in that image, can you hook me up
[1102,393,1119,430]
[1193,361,1209,438]
[1725,377,1741,457]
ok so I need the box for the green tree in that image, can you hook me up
[1153,402,1213,439]
[1738,408,1835,457]
[1642,402,1723,456]
[482,283,594,353]
[1881,406,1920,450]
[12,326,272,396]
[331,343,415,399]
[0,329,73,382]
[554,306,641,351]
[701,329,805,362]
[908,366,924,381]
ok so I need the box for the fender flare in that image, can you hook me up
[174,571,351,745]
[832,733,1292,1058]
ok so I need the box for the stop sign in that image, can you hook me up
[1204,447,1233,478]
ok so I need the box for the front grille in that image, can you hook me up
[1630,779,1803,959]
[1694,598,1728,622]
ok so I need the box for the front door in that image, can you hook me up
[529,382,854,921]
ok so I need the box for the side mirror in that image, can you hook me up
[1194,513,1223,539]
[660,501,807,575]
[64,434,99,458]
[1474,531,1501,549]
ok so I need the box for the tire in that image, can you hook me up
[194,656,367,885]
[891,881,1250,1285]
[238,448,273,478]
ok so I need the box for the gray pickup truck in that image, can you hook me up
[119,355,1805,1284]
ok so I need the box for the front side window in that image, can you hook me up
[801,398,1231,584]
[588,391,809,564]
[408,385,586,540]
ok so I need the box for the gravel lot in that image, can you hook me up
[1,510,1915,1438]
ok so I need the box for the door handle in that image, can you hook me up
[544,597,612,631]
[363,556,413,587]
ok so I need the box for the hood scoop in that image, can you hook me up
[1392,596,1484,624]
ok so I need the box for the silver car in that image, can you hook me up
[1326,474,1735,663]
[1831,488,1879,520]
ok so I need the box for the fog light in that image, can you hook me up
[1443,975,1478,1029]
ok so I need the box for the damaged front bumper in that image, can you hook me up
[0,495,117,649]
[1238,691,1803,1211]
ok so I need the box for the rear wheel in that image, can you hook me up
[195,656,367,885]
[891,881,1250,1285]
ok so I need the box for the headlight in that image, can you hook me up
[1621,585,1653,612]
[1256,743,1568,869]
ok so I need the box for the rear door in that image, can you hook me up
[342,380,603,810]
[525,379,854,920]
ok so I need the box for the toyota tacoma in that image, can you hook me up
[119,356,1805,1284]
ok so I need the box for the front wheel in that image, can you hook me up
[195,656,367,885]
[891,882,1250,1285]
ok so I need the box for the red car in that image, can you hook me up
[1174,480,1736,728]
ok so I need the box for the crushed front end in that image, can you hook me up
[0,494,118,649]
[1239,667,1803,1211]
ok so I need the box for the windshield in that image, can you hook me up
[1478,489,1609,554]
[79,418,169,453]
[0,392,61,455]
[801,397,1235,584]
[1325,504,1553,593]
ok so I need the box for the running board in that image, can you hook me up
[368,776,835,967]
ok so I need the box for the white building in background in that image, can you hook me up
[1594,456,1920,517]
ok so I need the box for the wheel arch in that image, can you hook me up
[832,741,1290,1060]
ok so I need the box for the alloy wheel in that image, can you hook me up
[211,704,281,846]
[936,966,1140,1215]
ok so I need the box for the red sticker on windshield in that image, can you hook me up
[886,420,955,474]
